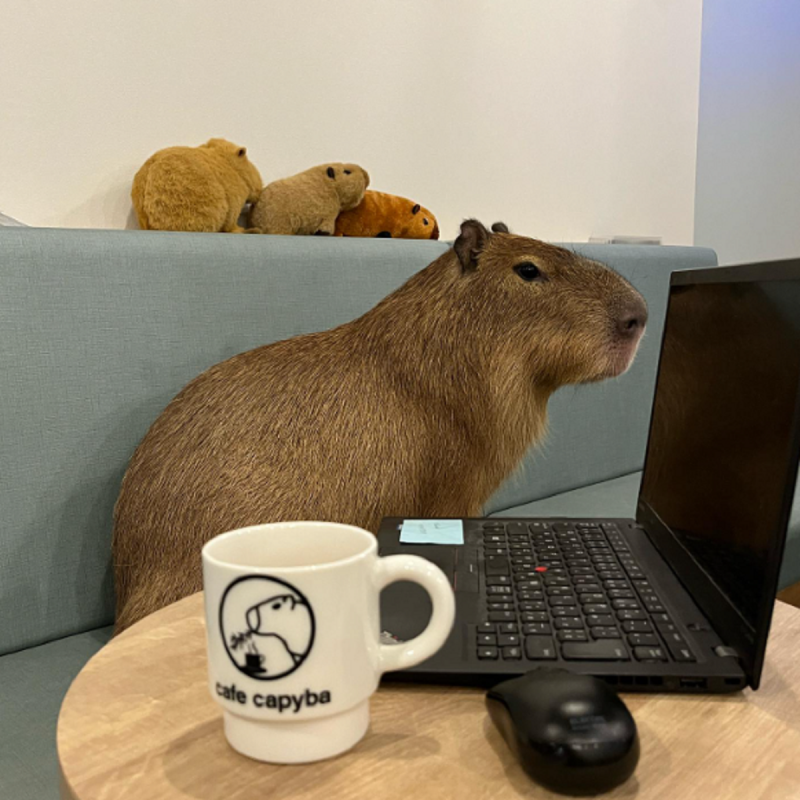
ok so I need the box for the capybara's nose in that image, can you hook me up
[616,298,648,339]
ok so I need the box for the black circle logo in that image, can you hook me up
[219,575,315,680]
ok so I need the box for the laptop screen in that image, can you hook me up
[637,262,800,684]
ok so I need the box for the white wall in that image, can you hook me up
[695,1,800,265]
[0,1,703,242]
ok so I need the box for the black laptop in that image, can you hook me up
[379,259,800,693]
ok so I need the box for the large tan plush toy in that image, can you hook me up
[131,138,263,233]
[249,163,369,235]
[335,190,439,239]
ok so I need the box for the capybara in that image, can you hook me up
[334,190,440,239]
[113,220,647,631]
[131,138,263,233]
[249,163,369,235]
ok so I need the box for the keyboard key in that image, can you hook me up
[634,646,667,661]
[661,631,696,662]
[486,556,511,576]
[608,589,635,600]
[477,622,496,633]
[547,587,573,597]
[516,581,543,591]
[478,646,499,660]
[498,622,518,633]
[488,585,512,595]
[576,584,604,594]
[525,636,557,660]
[603,580,629,589]
[485,534,505,543]
[551,606,580,617]
[487,576,511,586]
[628,633,659,646]
[616,610,647,621]
[569,567,594,575]
[519,601,547,612]
[652,613,672,624]
[485,547,508,556]
[656,621,678,635]
[557,630,588,642]
[644,602,666,614]
[597,571,626,581]
[567,559,592,568]
[554,617,583,630]
[587,614,615,627]
[502,646,522,660]
[561,640,630,661]
[549,596,578,606]
[591,627,621,639]
[544,576,570,586]
[579,594,605,604]
[489,611,517,622]
[507,522,528,536]
[611,599,640,610]
[477,634,497,646]
[523,622,552,635]
[498,634,520,647]
[583,604,612,614]
[521,612,549,623]
[517,591,544,601]
[622,620,653,633]
[487,602,514,611]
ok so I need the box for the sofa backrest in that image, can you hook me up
[0,228,717,653]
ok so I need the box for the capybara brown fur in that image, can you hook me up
[112,220,647,631]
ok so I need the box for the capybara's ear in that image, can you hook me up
[491,222,510,234]
[238,147,246,157]
[411,204,421,215]
[454,219,490,272]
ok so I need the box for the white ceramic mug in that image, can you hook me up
[202,521,455,763]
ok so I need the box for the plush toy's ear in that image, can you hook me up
[411,204,421,215]
[454,219,490,272]
[491,222,509,234]
[326,167,335,179]
[238,147,246,157]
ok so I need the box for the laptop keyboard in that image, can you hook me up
[476,520,696,665]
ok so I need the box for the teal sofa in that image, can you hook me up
[1,228,798,799]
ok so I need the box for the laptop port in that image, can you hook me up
[634,676,648,686]
[619,676,634,686]
[679,677,707,689]
[649,676,664,686]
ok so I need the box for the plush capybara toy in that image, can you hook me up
[112,219,648,631]
[335,190,439,239]
[131,138,262,233]
[249,163,369,235]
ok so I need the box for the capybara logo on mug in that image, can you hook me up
[220,575,316,680]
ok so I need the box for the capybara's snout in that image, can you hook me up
[614,293,648,341]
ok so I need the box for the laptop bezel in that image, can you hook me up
[635,258,800,689]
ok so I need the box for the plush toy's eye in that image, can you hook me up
[514,262,545,282]
[327,167,335,179]
[412,204,420,215]
[238,148,245,157]
[344,169,352,174]
[423,218,429,225]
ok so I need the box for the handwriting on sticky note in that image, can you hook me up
[399,519,464,545]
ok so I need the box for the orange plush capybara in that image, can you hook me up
[335,190,439,239]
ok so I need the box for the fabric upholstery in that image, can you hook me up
[0,626,112,800]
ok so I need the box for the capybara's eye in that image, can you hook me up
[412,204,421,215]
[272,603,281,610]
[514,262,544,282]
[423,218,429,225]
[344,169,352,175]
[327,167,335,178]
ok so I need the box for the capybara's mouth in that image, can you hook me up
[431,222,440,240]
[604,331,645,378]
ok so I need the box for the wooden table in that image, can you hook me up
[58,595,800,800]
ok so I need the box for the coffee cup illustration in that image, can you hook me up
[220,576,315,680]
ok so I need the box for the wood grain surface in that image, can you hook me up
[57,595,800,800]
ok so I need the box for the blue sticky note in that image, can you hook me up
[400,519,464,545]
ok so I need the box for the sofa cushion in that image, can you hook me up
[493,472,800,589]
[0,626,112,800]
[0,228,717,652]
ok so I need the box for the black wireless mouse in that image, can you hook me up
[486,669,639,796]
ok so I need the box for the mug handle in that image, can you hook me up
[374,554,456,673]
